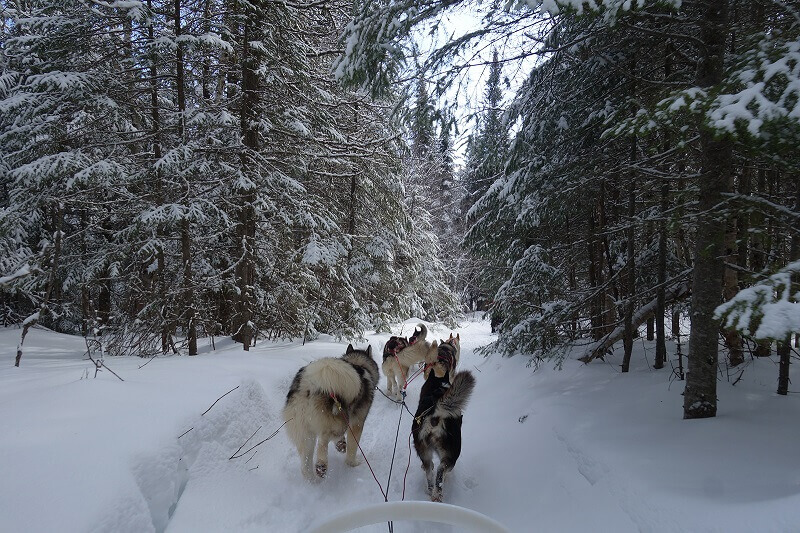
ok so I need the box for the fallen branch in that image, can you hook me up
[580,280,691,364]
[84,337,125,381]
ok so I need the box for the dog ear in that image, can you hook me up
[366,345,372,357]
[456,333,460,342]
[428,340,439,361]
[346,343,354,353]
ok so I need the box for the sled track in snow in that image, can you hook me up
[91,380,275,533]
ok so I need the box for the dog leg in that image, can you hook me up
[386,368,396,397]
[431,462,452,502]
[298,435,319,483]
[395,365,409,400]
[315,435,331,478]
[414,445,435,496]
[345,423,363,467]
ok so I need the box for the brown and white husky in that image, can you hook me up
[382,323,438,400]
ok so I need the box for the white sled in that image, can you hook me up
[307,500,509,532]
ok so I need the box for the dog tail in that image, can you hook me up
[439,371,476,416]
[303,357,362,404]
[413,323,428,341]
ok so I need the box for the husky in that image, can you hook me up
[283,344,379,482]
[423,332,460,380]
[412,334,474,502]
[382,323,438,400]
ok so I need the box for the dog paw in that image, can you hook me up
[430,491,442,503]
[315,463,327,478]
[303,470,322,484]
[345,456,362,467]
[335,439,346,453]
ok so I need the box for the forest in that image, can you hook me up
[2,0,800,420]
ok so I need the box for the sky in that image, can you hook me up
[409,3,544,166]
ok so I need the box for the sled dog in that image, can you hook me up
[412,334,474,502]
[423,332,460,380]
[382,323,438,400]
[283,344,379,482]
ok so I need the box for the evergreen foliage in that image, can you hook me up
[0,0,459,356]
[338,0,800,410]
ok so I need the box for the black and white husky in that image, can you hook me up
[412,335,475,502]
[283,344,379,482]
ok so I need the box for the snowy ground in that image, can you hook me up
[2,318,800,532]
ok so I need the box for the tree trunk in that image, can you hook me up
[622,139,637,373]
[202,0,212,101]
[672,308,681,338]
[182,218,198,355]
[750,165,767,273]
[777,176,800,395]
[232,11,260,351]
[655,177,669,369]
[174,0,197,355]
[684,0,731,420]
[348,172,357,235]
[723,169,743,367]
[16,203,63,367]
[147,0,170,354]
[588,207,604,341]
[656,45,673,370]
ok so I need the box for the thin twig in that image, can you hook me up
[201,386,239,416]
[137,352,161,369]
[230,419,292,460]
[100,362,125,382]
[230,426,262,459]
[85,349,124,382]
[178,427,193,439]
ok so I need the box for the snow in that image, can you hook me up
[716,261,800,341]
[3,319,800,532]
[0,263,30,286]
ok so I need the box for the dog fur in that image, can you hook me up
[423,332,460,380]
[412,335,474,502]
[283,344,379,482]
[382,324,438,400]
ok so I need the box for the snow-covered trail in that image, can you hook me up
[162,319,541,532]
[5,319,800,532]
[145,319,642,532]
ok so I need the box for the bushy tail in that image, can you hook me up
[439,371,475,416]
[304,358,361,404]
[412,323,428,342]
